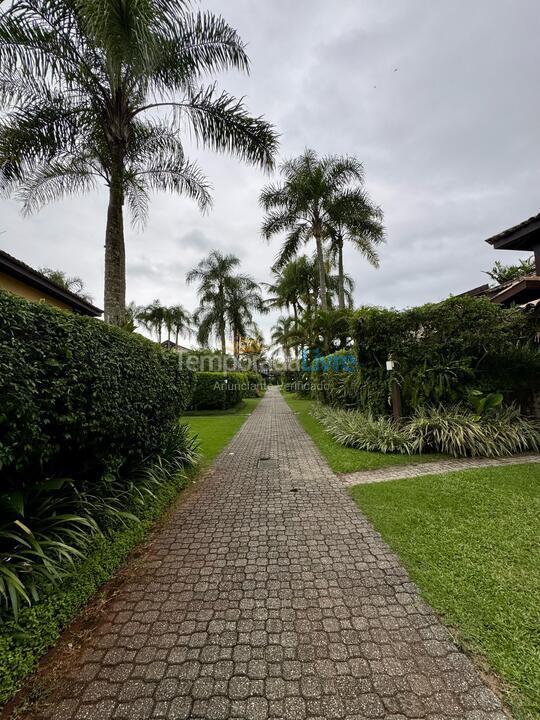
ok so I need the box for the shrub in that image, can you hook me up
[0,291,194,483]
[349,296,540,414]
[188,371,249,410]
[0,425,199,702]
[313,405,414,454]
[313,403,540,458]
[243,371,266,397]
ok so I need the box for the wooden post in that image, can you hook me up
[534,243,540,276]
[391,378,402,422]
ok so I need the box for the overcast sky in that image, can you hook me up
[1,0,539,347]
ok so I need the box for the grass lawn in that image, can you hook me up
[184,397,262,417]
[282,392,442,472]
[183,397,262,468]
[350,463,540,719]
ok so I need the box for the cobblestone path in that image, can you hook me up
[340,454,540,487]
[33,387,507,719]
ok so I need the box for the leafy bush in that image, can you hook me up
[346,296,540,414]
[188,371,249,410]
[243,371,266,397]
[0,426,199,702]
[312,405,414,454]
[0,290,194,482]
[0,423,199,620]
[313,404,540,458]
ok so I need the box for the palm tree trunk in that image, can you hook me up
[292,303,299,360]
[314,229,328,311]
[104,172,126,325]
[337,236,345,310]
[175,329,180,346]
[220,326,226,359]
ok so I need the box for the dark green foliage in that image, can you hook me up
[243,372,266,398]
[314,403,540,458]
[346,296,539,414]
[189,371,249,410]
[0,291,194,481]
[0,439,195,703]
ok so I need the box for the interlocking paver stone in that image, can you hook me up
[340,452,540,487]
[29,387,508,718]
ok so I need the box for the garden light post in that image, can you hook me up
[386,358,402,422]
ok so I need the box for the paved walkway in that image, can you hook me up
[29,388,507,719]
[340,453,540,487]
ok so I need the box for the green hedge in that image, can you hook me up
[243,371,266,398]
[0,291,194,483]
[308,296,540,415]
[189,371,249,410]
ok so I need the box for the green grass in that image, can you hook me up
[184,396,262,467]
[282,392,442,472]
[184,397,262,417]
[350,463,540,719]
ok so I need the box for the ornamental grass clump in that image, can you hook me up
[312,405,413,454]
[312,403,540,458]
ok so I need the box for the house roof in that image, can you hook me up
[485,212,540,251]
[458,273,540,307]
[0,249,103,317]
[161,340,190,352]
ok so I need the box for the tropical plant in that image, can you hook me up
[485,257,535,284]
[227,283,266,360]
[187,251,261,358]
[39,268,93,302]
[271,316,296,361]
[0,0,277,325]
[313,402,540,458]
[468,389,503,418]
[326,188,385,308]
[260,149,367,310]
[0,479,99,619]
[137,299,168,343]
[122,301,143,332]
[167,305,192,347]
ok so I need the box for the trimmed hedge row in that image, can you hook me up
[0,291,194,483]
[189,371,248,410]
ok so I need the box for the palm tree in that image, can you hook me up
[138,299,167,343]
[168,305,192,347]
[326,189,384,308]
[0,1,278,326]
[39,268,92,302]
[187,251,259,359]
[260,150,364,311]
[271,316,295,361]
[227,282,266,360]
[122,301,142,332]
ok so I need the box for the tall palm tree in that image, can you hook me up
[260,150,363,311]
[187,251,259,359]
[326,189,384,308]
[0,1,277,325]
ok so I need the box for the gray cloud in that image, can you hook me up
[1,0,539,345]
